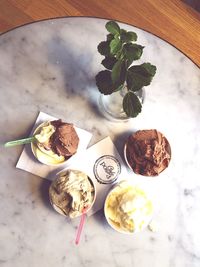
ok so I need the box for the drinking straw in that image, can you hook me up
[75,206,88,245]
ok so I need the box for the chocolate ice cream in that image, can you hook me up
[50,120,79,158]
[125,129,171,176]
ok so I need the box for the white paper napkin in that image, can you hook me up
[16,111,92,178]
[58,136,128,216]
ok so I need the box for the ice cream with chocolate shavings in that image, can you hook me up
[125,129,171,176]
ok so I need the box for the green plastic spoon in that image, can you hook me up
[4,136,36,147]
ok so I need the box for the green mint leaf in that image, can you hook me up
[120,29,127,43]
[123,43,144,66]
[110,37,122,55]
[113,84,124,92]
[127,63,156,91]
[123,91,142,117]
[116,50,122,60]
[107,34,114,41]
[141,63,157,76]
[106,21,120,35]
[111,60,126,86]
[95,70,114,95]
[120,30,137,43]
[127,31,137,42]
[97,41,111,56]
[101,56,118,70]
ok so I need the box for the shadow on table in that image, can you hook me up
[39,178,52,210]
[47,35,103,119]
[113,130,135,159]
[93,208,107,224]
[182,0,200,12]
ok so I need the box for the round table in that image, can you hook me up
[0,17,200,267]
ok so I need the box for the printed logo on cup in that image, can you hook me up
[93,155,121,184]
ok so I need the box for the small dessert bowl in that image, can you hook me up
[124,129,171,176]
[31,120,79,166]
[124,143,133,171]
[104,180,153,234]
[49,169,96,218]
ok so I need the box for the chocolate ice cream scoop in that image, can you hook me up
[50,120,79,157]
[125,129,171,176]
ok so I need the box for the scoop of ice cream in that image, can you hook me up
[49,169,95,218]
[126,129,171,176]
[50,120,79,157]
[33,120,79,165]
[105,182,153,233]
[35,122,55,143]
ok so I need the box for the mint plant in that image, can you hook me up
[95,21,157,118]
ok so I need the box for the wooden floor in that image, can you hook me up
[0,0,199,66]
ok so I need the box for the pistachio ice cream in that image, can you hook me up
[49,169,95,218]
[105,182,153,233]
[32,120,79,165]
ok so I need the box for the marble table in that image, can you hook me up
[0,17,199,267]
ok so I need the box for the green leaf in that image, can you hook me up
[127,31,137,42]
[116,50,122,60]
[120,30,137,43]
[141,63,157,76]
[107,34,114,41]
[97,41,110,56]
[101,57,117,70]
[110,37,122,55]
[95,70,114,95]
[123,43,144,66]
[120,29,127,43]
[106,21,120,35]
[113,84,124,92]
[127,63,156,91]
[123,91,142,117]
[111,60,126,87]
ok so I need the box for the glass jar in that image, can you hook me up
[99,86,145,122]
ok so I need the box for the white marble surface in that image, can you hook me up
[0,17,200,267]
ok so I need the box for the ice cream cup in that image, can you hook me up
[49,169,96,218]
[31,121,78,166]
[124,143,133,171]
[124,130,171,176]
[104,180,153,234]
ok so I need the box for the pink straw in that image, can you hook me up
[75,206,88,245]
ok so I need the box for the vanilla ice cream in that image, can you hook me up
[105,182,153,233]
[49,169,95,218]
